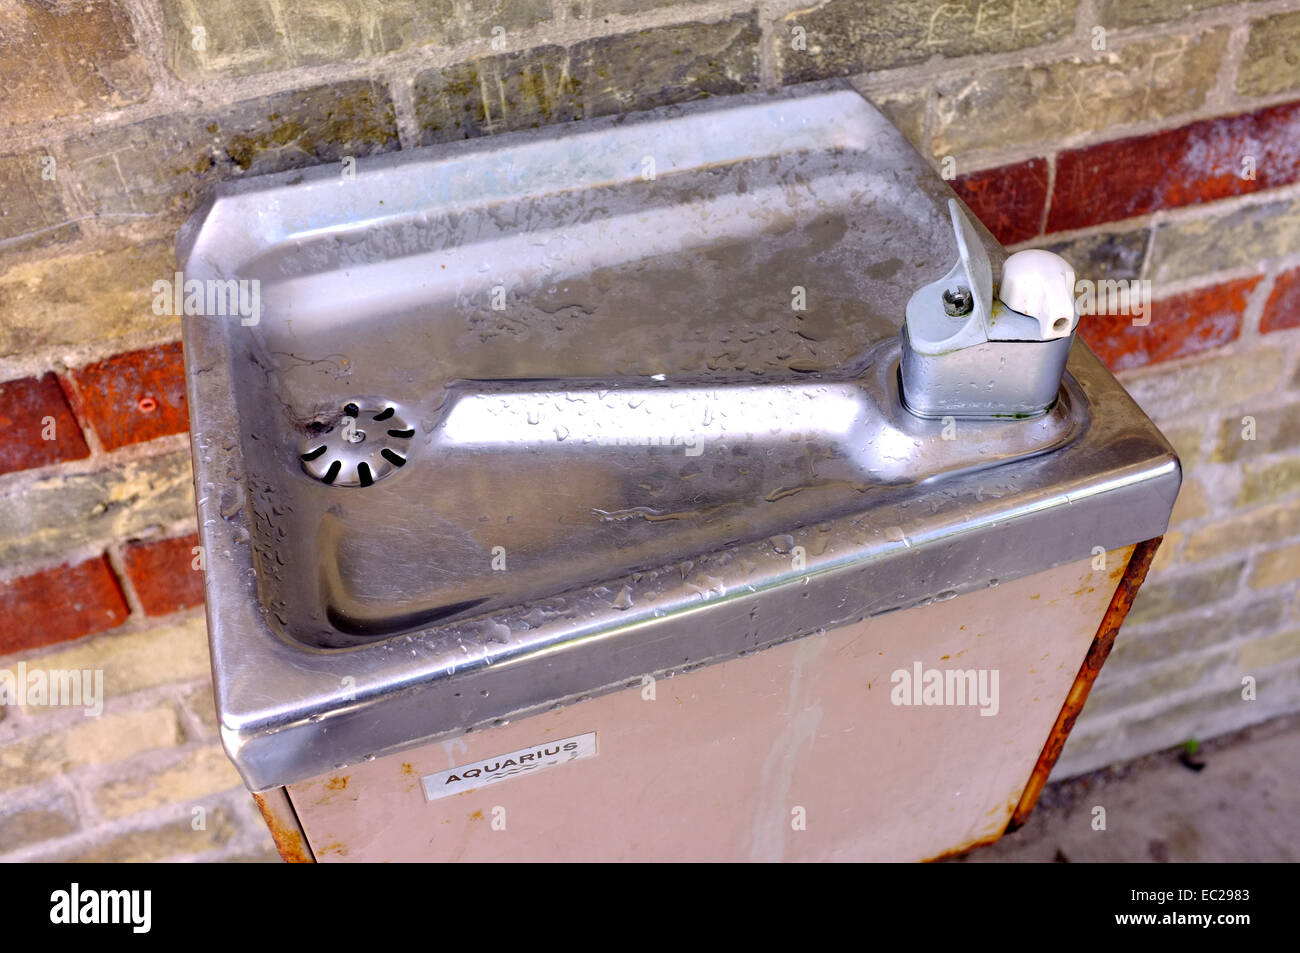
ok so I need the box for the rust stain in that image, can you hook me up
[1007,536,1163,833]
[317,841,349,857]
[923,831,1003,863]
[325,776,350,790]
[252,791,315,864]
[401,762,416,775]
[469,809,485,821]
[926,796,1022,861]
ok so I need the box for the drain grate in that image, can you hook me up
[299,401,414,487]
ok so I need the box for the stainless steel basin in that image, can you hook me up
[180,84,1180,791]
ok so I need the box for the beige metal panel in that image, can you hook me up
[287,547,1133,862]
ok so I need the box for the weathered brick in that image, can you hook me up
[1086,649,1228,714]
[0,151,78,254]
[0,240,181,358]
[0,556,128,656]
[47,808,237,862]
[124,533,205,616]
[68,343,188,451]
[1043,229,1148,280]
[1148,195,1300,285]
[182,685,219,736]
[1238,627,1300,669]
[1049,100,1300,232]
[0,451,194,566]
[415,15,760,144]
[1110,594,1286,667]
[161,0,551,80]
[1094,0,1261,27]
[1117,668,1297,756]
[567,0,676,15]
[226,846,284,862]
[1171,477,1210,524]
[0,373,89,476]
[1238,12,1300,98]
[775,0,1079,82]
[1127,559,1244,625]
[1250,541,1300,588]
[1162,422,1205,466]
[1118,346,1286,421]
[933,30,1226,157]
[12,614,209,708]
[1261,265,1300,334]
[1239,457,1300,507]
[952,158,1048,245]
[95,745,243,820]
[0,0,151,127]
[0,793,78,854]
[0,704,180,792]
[1184,498,1300,562]
[1213,401,1300,461]
[1149,530,1182,573]
[860,86,927,151]
[0,451,195,566]
[1079,276,1257,372]
[65,80,399,223]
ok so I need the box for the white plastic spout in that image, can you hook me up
[998,249,1078,340]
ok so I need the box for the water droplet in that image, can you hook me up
[610,585,634,610]
[768,534,795,554]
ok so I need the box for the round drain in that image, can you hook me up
[299,401,414,487]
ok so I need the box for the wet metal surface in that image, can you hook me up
[180,85,1181,791]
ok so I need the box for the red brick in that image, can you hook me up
[0,556,129,656]
[122,533,205,616]
[0,373,90,477]
[1262,266,1300,334]
[1079,276,1259,372]
[1048,100,1300,232]
[67,342,188,451]
[952,158,1048,245]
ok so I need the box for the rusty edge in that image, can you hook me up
[1004,535,1164,832]
[253,787,316,863]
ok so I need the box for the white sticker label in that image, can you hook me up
[422,732,598,801]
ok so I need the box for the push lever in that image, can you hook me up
[899,200,1078,419]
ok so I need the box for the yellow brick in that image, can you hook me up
[0,703,180,792]
[1183,499,1300,562]
[1162,423,1204,467]
[94,745,242,820]
[17,614,209,714]
[181,685,219,736]
[50,810,237,862]
[1238,629,1300,671]
[1170,480,1209,525]
[1250,542,1300,589]
[1149,531,1182,573]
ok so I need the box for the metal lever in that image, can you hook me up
[899,200,1078,419]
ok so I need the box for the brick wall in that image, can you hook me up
[1,0,1298,860]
